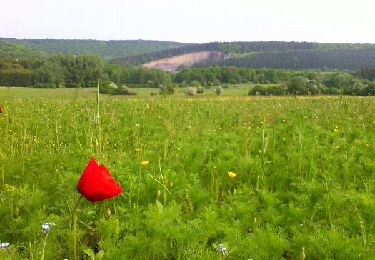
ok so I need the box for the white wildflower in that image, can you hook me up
[218,244,227,255]
[0,242,10,249]
[42,222,56,234]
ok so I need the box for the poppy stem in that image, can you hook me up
[71,195,83,260]
[96,80,100,125]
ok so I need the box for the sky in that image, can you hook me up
[1,0,374,43]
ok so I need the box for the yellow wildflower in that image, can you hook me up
[141,160,149,166]
[228,171,237,178]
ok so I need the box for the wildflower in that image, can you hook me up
[333,126,339,132]
[141,160,149,166]
[0,242,10,249]
[228,171,237,178]
[77,157,122,202]
[0,105,3,113]
[42,222,56,234]
[218,244,227,255]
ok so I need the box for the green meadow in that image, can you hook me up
[0,88,375,259]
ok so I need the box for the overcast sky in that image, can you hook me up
[1,0,374,43]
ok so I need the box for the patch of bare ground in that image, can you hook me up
[143,51,225,71]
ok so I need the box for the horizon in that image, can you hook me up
[2,37,375,45]
[1,0,374,44]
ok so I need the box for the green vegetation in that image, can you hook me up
[0,40,44,58]
[2,38,375,70]
[0,92,374,259]
[0,38,186,60]
[0,55,172,88]
[113,41,375,70]
[1,54,375,96]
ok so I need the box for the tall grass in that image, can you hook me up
[0,94,374,259]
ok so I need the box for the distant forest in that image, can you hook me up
[0,38,186,60]
[1,38,375,70]
[112,41,375,70]
[0,38,375,95]
[1,53,375,96]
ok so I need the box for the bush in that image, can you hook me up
[320,86,342,95]
[190,80,201,87]
[159,85,175,95]
[286,76,309,95]
[186,87,198,96]
[113,86,136,95]
[215,87,222,96]
[99,81,117,94]
[99,81,136,95]
[358,82,375,96]
[248,85,286,96]
[306,83,320,95]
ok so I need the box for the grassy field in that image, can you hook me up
[0,84,270,98]
[0,88,375,259]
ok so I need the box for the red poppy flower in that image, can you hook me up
[77,157,122,202]
[0,106,3,113]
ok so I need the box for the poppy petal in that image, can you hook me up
[77,158,122,202]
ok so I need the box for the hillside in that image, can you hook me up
[215,48,375,70]
[143,51,225,71]
[0,38,186,60]
[1,38,375,70]
[113,41,375,70]
[0,40,45,58]
[111,41,317,66]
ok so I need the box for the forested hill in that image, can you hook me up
[0,38,186,60]
[0,40,45,58]
[110,41,318,65]
[111,41,375,70]
[212,48,375,70]
[1,38,375,70]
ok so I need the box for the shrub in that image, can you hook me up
[113,86,136,95]
[99,81,117,94]
[248,85,286,96]
[197,86,204,94]
[286,76,309,95]
[186,87,198,96]
[215,87,222,96]
[160,85,175,95]
[99,81,136,95]
[190,80,201,87]
[248,85,266,95]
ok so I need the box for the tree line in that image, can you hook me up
[0,54,374,96]
[0,55,172,88]
[111,41,375,69]
[0,38,185,60]
[110,41,320,66]
[216,48,375,70]
[175,66,375,96]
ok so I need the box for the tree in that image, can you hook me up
[287,76,309,95]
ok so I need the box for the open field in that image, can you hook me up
[0,85,258,98]
[0,90,375,259]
